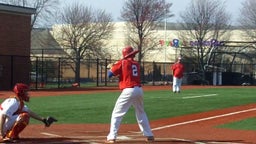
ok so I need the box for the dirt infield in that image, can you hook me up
[1,85,256,144]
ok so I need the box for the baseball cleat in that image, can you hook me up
[105,139,116,143]
[3,137,19,143]
[146,136,155,142]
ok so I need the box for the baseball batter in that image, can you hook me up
[0,83,57,142]
[105,46,154,143]
[171,57,185,93]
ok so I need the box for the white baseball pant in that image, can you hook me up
[172,76,182,92]
[107,86,153,140]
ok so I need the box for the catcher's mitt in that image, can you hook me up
[43,116,57,127]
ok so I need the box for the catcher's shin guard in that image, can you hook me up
[6,112,30,139]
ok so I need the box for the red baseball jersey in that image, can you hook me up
[111,59,141,90]
[171,62,184,78]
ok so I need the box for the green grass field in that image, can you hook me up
[217,117,256,130]
[1,87,255,130]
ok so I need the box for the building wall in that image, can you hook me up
[0,10,32,90]
[52,22,249,63]
[0,13,31,55]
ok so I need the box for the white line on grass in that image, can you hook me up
[152,108,256,131]
[182,94,218,99]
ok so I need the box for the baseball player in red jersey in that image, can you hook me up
[105,46,154,143]
[171,57,185,93]
[0,83,57,142]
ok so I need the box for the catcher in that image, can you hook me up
[0,83,57,142]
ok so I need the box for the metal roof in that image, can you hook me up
[31,28,68,57]
[0,3,36,15]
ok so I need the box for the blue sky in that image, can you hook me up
[63,0,245,25]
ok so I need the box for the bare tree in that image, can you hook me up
[52,3,114,84]
[237,0,256,72]
[179,0,231,82]
[0,0,59,28]
[239,0,256,40]
[120,0,173,64]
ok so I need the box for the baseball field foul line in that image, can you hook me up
[182,94,218,99]
[41,132,62,137]
[152,108,256,131]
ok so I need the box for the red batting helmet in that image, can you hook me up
[122,46,139,59]
[13,83,30,102]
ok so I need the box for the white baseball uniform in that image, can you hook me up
[0,98,29,135]
[107,56,154,140]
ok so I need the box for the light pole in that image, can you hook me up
[163,8,167,83]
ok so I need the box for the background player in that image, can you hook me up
[0,83,57,142]
[105,46,154,143]
[171,56,185,93]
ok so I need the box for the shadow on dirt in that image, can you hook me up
[3,137,90,144]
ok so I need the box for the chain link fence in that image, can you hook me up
[0,55,255,90]
[29,56,256,89]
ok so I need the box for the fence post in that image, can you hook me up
[41,49,44,87]
[10,56,14,89]
[105,59,108,86]
[58,57,61,88]
[96,58,99,86]
[152,61,155,86]
[142,61,145,85]
[35,57,39,90]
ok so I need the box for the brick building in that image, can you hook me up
[0,3,35,90]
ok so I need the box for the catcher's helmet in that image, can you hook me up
[122,46,139,59]
[13,83,30,102]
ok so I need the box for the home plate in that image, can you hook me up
[113,137,194,143]
[117,136,132,140]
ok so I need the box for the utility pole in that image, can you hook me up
[163,8,167,82]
